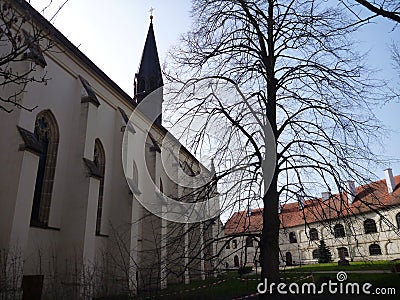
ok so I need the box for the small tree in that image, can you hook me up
[317,240,332,263]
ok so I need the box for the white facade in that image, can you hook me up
[279,207,400,266]
[223,175,400,269]
[0,1,221,299]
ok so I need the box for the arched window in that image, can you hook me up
[364,219,377,234]
[94,139,105,234]
[31,110,59,226]
[337,247,349,258]
[334,224,346,238]
[369,244,382,256]
[285,252,293,266]
[309,228,319,241]
[289,231,297,243]
[396,213,400,229]
[234,255,239,268]
[246,236,253,247]
[312,249,319,259]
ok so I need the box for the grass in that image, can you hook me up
[134,271,400,299]
[106,262,400,299]
[311,273,400,288]
[283,260,396,272]
[137,272,258,300]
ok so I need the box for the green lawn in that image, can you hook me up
[135,270,400,299]
[138,272,258,300]
[283,260,396,272]
[107,263,400,299]
[310,273,400,288]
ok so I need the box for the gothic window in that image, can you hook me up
[312,249,319,259]
[246,236,253,247]
[31,110,59,226]
[94,139,105,234]
[309,228,319,241]
[396,213,400,229]
[364,219,377,234]
[337,247,349,258]
[225,241,230,249]
[289,231,297,243]
[369,244,382,256]
[334,224,346,238]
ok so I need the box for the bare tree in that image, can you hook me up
[391,42,400,76]
[0,0,67,113]
[349,0,400,23]
[165,0,391,287]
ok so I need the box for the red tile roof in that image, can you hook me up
[224,175,400,235]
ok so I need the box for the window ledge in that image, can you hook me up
[30,222,60,231]
[96,232,109,238]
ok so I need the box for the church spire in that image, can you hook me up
[134,13,163,125]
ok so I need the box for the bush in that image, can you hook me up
[317,240,333,263]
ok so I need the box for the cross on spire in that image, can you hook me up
[149,7,154,22]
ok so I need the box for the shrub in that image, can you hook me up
[317,240,333,263]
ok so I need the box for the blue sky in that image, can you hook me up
[29,0,399,179]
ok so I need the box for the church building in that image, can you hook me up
[0,1,222,299]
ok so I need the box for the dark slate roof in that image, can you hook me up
[137,22,163,90]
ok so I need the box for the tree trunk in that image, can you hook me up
[260,0,279,285]
[260,173,280,286]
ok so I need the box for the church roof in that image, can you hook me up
[137,21,163,89]
[224,175,400,235]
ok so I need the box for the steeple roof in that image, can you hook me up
[134,18,164,125]
[137,21,163,91]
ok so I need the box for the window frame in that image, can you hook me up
[369,244,382,256]
[289,231,297,243]
[31,110,59,227]
[364,218,378,234]
[245,236,254,247]
[232,239,238,249]
[337,247,349,258]
[94,139,106,235]
[333,224,346,238]
[309,228,319,241]
[396,213,400,229]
